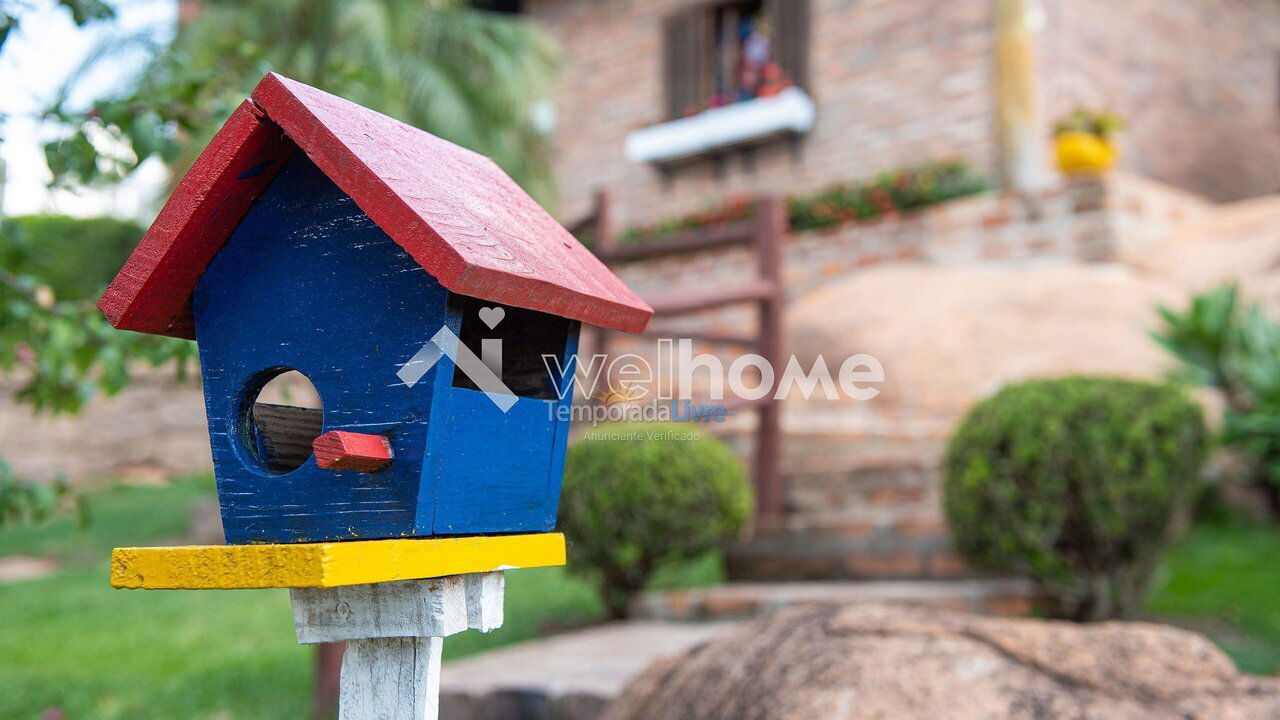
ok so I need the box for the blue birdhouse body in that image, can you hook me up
[193,154,578,543]
[98,74,652,545]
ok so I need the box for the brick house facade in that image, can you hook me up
[523,0,1280,224]
[510,0,1280,580]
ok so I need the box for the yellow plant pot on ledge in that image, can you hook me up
[1054,131,1117,175]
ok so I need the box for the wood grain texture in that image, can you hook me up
[250,72,652,333]
[100,71,653,337]
[339,636,441,720]
[97,100,295,338]
[109,533,565,589]
[313,431,393,473]
[252,403,324,473]
[290,572,504,643]
[464,571,504,632]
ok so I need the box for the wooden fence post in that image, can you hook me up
[579,190,790,523]
[754,196,786,521]
[313,641,345,719]
[591,189,616,374]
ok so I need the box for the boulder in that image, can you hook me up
[1123,194,1280,299]
[786,263,1179,419]
[602,604,1280,720]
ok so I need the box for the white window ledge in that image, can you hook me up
[625,87,817,165]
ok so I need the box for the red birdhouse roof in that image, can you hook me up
[99,72,653,338]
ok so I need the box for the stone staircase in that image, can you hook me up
[632,577,1037,621]
[726,430,962,581]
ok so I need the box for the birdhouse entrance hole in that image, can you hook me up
[240,369,324,474]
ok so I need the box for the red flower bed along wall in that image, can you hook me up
[597,159,990,249]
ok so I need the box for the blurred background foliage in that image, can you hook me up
[1155,284,1280,517]
[598,159,991,249]
[42,0,559,204]
[0,215,196,417]
[1,213,140,300]
[1,4,1279,716]
[0,0,559,519]
[0,458,69,526]
[0,0,115,55]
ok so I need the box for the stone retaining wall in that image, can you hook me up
[0,372,210,483]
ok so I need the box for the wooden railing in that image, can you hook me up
[572,190,786,520]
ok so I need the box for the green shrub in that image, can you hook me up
[944,376,1207,620]
[0,214,143,301]
[560,423,752,618]
[0,460,66,528]
[0,215,195,414]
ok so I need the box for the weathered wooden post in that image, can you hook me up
[98,72,653,719]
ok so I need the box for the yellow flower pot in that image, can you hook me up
[1054,131,1117,175]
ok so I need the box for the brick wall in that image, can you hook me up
[523,0,998,227]
[1039,0,1280,201]
[528,0,1280,222]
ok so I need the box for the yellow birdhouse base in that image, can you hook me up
[110,532,566,589]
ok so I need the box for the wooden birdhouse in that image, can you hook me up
[99,72,652,545]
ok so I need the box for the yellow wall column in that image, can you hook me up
[994,0,1049,192]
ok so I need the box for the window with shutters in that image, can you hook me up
[663,0,810,119]
[628,0,814,165]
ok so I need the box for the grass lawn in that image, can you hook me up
[0,475,609,719]
[1146,514,1280,675]
[9,474,1275,718]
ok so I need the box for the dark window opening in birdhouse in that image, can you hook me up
[451,295,570,401]
[239,369,324,474]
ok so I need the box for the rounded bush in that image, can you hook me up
[944,376,1207,620]
[560,423,752,617]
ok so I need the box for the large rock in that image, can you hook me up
[786,263,1180,420]
[1123,194,1280,298]
[602,604,1280,720]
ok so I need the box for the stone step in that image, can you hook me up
[632,578,1037,622]
[727,526,962,581]
[441,620,737,720]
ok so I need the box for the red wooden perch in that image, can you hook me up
[312,431,393,473]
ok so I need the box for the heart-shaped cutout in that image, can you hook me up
[478,306,505,329]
